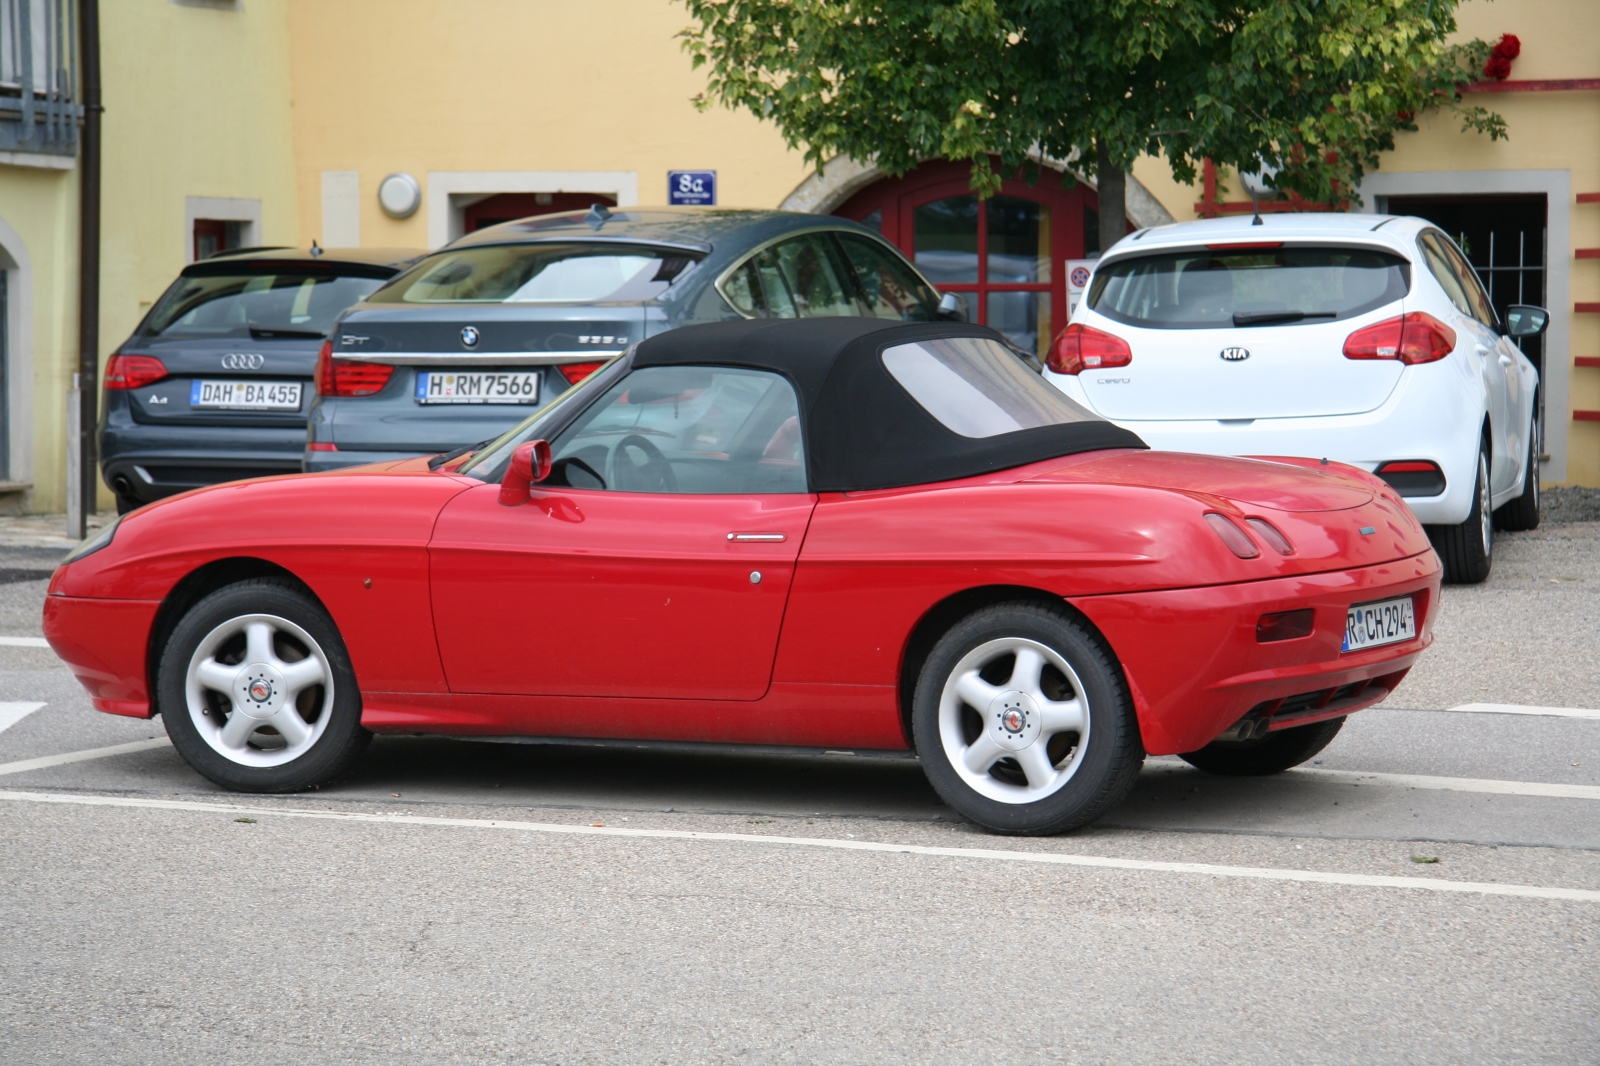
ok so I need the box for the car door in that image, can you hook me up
[1420,232,1517,491]
[428,363,815,700]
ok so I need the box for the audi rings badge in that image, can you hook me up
[220,353,265,370]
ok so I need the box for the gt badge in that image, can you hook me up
[1220,347,1250,362]
[460,326,481,348]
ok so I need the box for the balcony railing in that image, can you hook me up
[0,0,79,157]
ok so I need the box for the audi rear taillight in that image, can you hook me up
[1343,313,1455,365]
[556,361,604,386]
[104,354,168,390]
[1046,323,1132,375]
[315,340,394,397]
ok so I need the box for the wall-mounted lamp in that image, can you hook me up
[378,172,422,219]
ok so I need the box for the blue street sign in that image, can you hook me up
[668,170,716,206]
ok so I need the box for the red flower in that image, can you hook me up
[1483,33,1520,80]
[1494,34,1521,60]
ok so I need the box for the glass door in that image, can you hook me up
[911,195,1051,357]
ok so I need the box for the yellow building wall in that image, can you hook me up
[284,0,812,251]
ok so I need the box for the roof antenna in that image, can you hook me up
[309,239,323,257]
[585,203,613,231]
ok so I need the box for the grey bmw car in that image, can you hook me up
[100,247,422,512]
[307,207,954,471]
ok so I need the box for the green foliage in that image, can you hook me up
[680,0,1506,204]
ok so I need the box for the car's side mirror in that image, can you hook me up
[1504,304,1549,338]
[498,439,552,506]
[936,292,968,322]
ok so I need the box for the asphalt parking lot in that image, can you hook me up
[1,507,1597,1064]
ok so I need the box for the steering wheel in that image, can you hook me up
[604,434,678,493]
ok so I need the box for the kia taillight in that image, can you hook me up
[557,361,604,386]
[1343,312,1455,365]
[1046,323,1132,375]
[103,354,168,390]
[315,340,394,397]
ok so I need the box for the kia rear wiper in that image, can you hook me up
[250,326,325,340]
[1231,310,1337,327]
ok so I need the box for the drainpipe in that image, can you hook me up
[70,0,101,538]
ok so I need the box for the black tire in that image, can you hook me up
[912,601,1144,835]
[1427,441,1492,584]
[1178,716,1345,776]
[1494,403,1541,532]
[158,577,369,792]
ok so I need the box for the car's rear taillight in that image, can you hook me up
[556,361,604,386]
[315,340,394,397]
[1203,512,1260,559]
[103,354,168,390]
[1046,323,1132,375]
[1243,517,1295,555]
[1374,459,1446,497]
[1342,312,1455,365]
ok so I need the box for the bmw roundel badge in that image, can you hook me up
[460,326,481,348]
[1220,346,1250,361]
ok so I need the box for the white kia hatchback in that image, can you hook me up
[1043,213,1548,584]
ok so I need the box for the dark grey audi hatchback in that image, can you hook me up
[307,207,951,471]
[100,247,422,512]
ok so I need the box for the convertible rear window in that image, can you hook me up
[140,270,387,338]
[882,336,1100,439]
[1088,245,1409,329]
[369,243,701,304]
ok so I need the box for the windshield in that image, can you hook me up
[882,336,1101,438]
[369,243,701,304]
[1089,245,1409,330]
[140,271,387,338]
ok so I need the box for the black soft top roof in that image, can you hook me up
[632,318,1146,492]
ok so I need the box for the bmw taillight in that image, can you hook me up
[556,361,604,386]
[315,340,394,397]
[1046,323,1132,375]
[103,354,168,390]
[1342,313,1455,365]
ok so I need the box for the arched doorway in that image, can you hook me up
[832,160,1101,356]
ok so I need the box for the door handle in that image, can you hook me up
[1498,354,1514,367]
[727,532,785,542]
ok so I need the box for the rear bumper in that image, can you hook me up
[100,422,306,503]
[43,594,161,718]
[1070,549,1441,755]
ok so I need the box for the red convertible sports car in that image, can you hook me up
[46,318,1439,834]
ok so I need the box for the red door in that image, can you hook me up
[428,483,814,699]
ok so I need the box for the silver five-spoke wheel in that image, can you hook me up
[939,637,1090,804]
[187,613,334,767]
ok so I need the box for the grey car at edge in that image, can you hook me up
[99,246,423,513]
[306,206,965,471]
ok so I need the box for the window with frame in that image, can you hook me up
[546,366,806,494]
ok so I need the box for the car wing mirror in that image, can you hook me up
[936,291,968,322]
[1504,304,1549,338]
[498,439,552,506]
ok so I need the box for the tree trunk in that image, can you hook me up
[1096,138,1126,256]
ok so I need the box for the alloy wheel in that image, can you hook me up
[185,613,335,767]
[937,637,1091,804]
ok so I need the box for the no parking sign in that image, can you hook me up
[1067,259,1095,316]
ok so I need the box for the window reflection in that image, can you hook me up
[987,197,1050,283]
[987,292,1051,357]
[913,196,979,283]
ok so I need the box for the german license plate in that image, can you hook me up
[416,371,541,404]
[191,380,303,411]
[1342,596,1416,653]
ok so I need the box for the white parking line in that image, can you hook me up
[0,788,1595,904]
[1145,760,1600,801]
[1445,703,1600,721]
[0,701,45,735]
[0,737,170,777]
[0,636,49,648]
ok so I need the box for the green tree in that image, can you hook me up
[680,0,1505,252]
